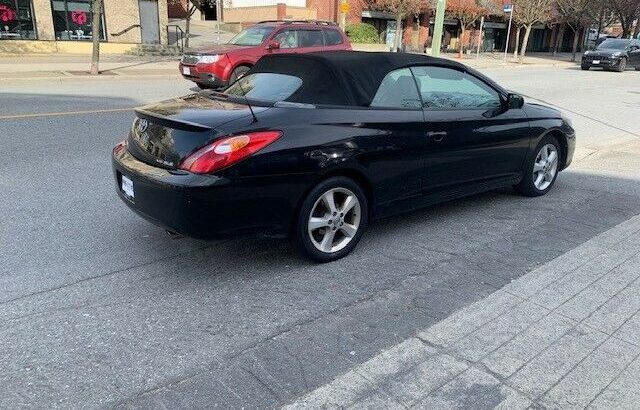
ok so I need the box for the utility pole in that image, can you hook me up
[216,0,222,44]
[339,1,349,31]
[503,3,513,62]
[431,0,446,56]
[476,16,484,59]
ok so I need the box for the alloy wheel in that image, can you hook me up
[307,188,361,253]
[533,143,559,191]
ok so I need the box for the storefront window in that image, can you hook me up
[0,0,37,40]
[51,0,105,41]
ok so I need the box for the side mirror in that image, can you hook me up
[507,93,524,109]
[266,40,280,50]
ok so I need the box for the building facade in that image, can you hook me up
[0,0,169,53]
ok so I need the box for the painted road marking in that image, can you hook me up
[0,107,134,120]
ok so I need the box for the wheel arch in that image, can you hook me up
[289,167,375,236]
[541,129,569,170]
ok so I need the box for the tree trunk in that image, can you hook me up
[394,14,403,52]
[519,24,533,63]
[458,25,465,58]
[633,19,640,38]
[513,26,521,59]
[570,26,580,62]
[553,23,565,56]
[185,13,191,49]
[411,16,420,51]
[90,0,102,75]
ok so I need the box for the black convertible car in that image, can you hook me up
[112,51,575,262]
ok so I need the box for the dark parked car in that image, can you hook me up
[179,20,351,89]
[581,38,640,72]
[113,52,576,262]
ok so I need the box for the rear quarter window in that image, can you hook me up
[324,29,343,46]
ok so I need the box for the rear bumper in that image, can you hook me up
[112,145,308,239]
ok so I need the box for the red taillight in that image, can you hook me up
[180,131,282,174]
[113,140,127,155]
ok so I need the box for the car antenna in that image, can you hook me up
[235,76,258,123]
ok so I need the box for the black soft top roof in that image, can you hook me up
[249,51,505,107]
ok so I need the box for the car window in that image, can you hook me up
[324,29,343,46]
[370,68,422,109]
[225,73,303,102]
[410,66,501,109]
[228,27,274,46]
[273,29,298,48]
[298,30,324,48]
[597,39,629,50]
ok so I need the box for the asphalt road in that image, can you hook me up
[1,66,639,409]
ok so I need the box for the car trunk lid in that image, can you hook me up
[127,93,264,170]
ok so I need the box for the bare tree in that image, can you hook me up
[446,0,488,58]
[512,0,554,62]
[168,0,216,49]
[556,0,595,61]
[90,0,102,75]
[371,0,424,51]
[608,0,640,37]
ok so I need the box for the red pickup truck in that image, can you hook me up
[179,20,352,89]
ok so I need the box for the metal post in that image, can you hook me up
[476,16,484,59]
[431,0,447,56]
[503,7,513,62]
[216,0,222,44]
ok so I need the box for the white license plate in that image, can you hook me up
[592,60,600,64]
[182,66,191,75]
[121,175,134,199]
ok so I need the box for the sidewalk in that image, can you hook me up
[0,54,181,81]
[441,52,581,70]
[286,214,640,409]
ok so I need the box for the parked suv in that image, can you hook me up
[179,20,352,89]
[581,38,640,72]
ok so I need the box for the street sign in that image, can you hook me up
[503,4,513,13]
[340,1,350,13]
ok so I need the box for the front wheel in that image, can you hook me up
[615,57,627,72]
[229,66,250,84]
[515,136,562,197]
[581,64,589,70]
[294,177,369,262]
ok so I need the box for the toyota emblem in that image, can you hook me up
[137,119,149,134]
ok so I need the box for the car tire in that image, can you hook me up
[514,135,562,197]
[229,66,251,84]
[635,66,640,71]
[294,176,369,262]
[581,64,589,70]
[615,57,627,72]
[196,83,208,90]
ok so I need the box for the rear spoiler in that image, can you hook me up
[135,108,212,132]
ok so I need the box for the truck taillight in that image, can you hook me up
[179,131,282,174]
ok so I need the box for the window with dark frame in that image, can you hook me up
[0,0,37,40]
[51,0,105,41]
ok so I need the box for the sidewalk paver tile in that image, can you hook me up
[541,337,640,409]
[482,312,576,378]
[507,324,607,399]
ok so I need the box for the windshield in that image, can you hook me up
[228,27,274,46]
[597,39,629,50]
[225,73,303,102]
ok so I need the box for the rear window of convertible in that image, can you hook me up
[225,73,302,102]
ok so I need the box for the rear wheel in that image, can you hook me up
[196,83,208,90]
[229,65,251,84]
[515,136,562,197]
[615,57,627,72]
[295,177,368,262]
